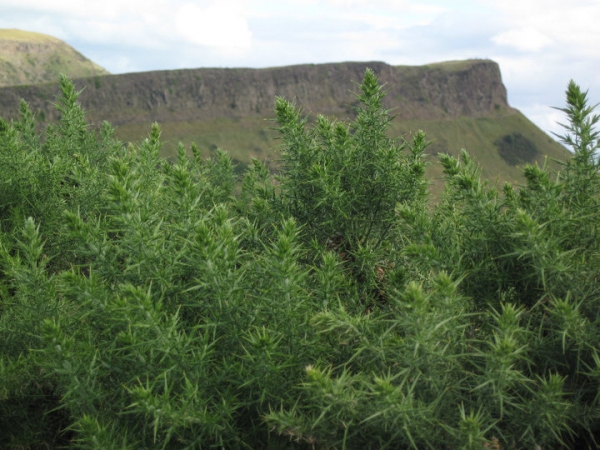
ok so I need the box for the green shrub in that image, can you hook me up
[1,73,599,449]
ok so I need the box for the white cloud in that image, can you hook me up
[487,0,600,56]
[175,1,252,53]
[0,0,141,19]
[319,0,393,7]
[0,0,254,53]
[492,28,553,52]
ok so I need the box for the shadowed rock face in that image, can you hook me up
[0,59,510,126]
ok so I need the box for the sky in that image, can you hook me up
[1,0,599,138]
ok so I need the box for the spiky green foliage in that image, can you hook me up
[274,69,429,303]
[0,72,599,449]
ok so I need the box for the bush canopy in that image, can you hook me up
[1,73,600,449]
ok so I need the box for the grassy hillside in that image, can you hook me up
[0,29,109,87]
[394,111,568,196]
[112,106,568,195]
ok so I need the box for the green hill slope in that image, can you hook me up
[0,29,109,87]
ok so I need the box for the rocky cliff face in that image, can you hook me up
[0,29,109,88]
[0,59,511,127]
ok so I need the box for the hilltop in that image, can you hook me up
[0,57,569,190]
[0,29,109,87]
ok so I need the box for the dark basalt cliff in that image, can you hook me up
[0,59,511,127]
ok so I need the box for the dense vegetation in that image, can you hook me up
[0,71,599,449]
[494,132,540,166]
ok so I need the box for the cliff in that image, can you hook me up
[0,59,511,126]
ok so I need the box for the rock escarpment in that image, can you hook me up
[0,59,511,126]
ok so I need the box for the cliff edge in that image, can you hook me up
[0,59,511,126]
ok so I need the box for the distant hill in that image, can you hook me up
[0,58,569,193]
[0,29,109,87]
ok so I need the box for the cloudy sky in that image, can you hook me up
[1,0,599,137]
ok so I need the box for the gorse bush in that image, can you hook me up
[0,70,599,449]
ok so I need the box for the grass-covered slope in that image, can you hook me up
[0,29,109,87]
[397,111,568,196]
[113,108,567,195]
